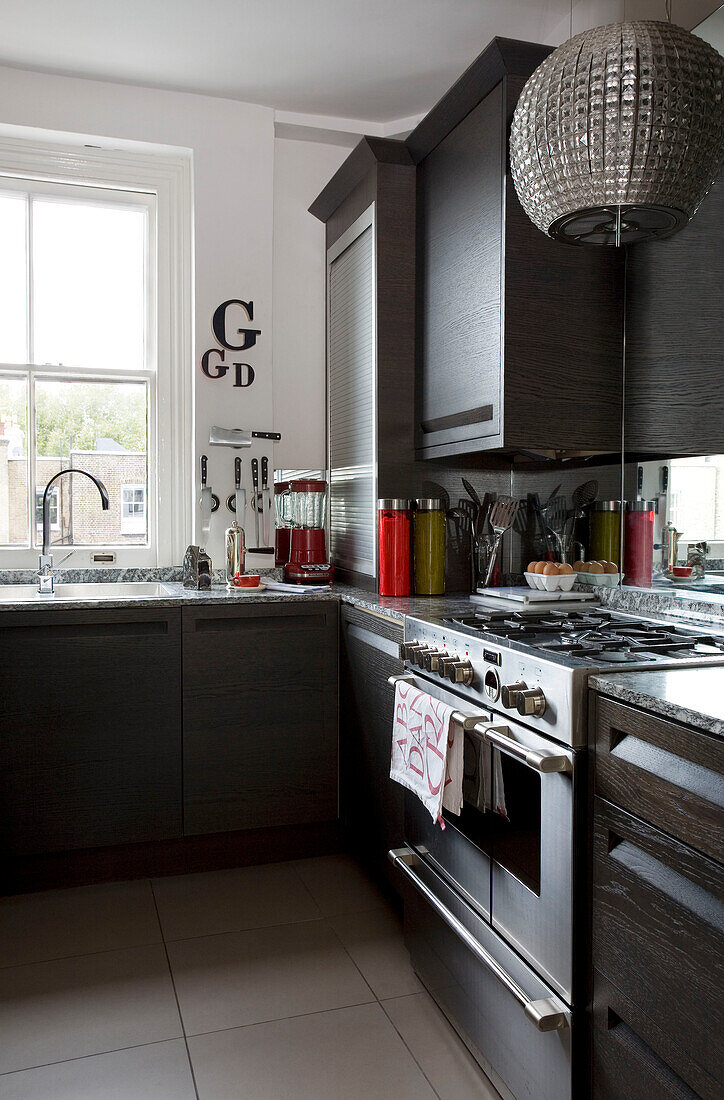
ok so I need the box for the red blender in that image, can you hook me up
[283,478,334,585]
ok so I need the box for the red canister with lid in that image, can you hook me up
[378,499,412,596]
[624,500,656,587]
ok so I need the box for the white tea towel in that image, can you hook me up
[390,681,464,824]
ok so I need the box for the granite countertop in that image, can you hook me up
[0,579,339,612]
[590,668,724,738]
[0,575,477,621]
[335,584,476,621]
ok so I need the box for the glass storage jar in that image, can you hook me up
[414,498,446,595]
[590,500,622,568]
[624,500,656,587]
[378,499,412,597]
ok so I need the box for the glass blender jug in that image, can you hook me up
[283,479,334,584]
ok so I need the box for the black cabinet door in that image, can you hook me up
[625,178,724,455]
[0,608,182,855]
[183,601,338,835]
[340,606,404,885]
[417,82,504,457]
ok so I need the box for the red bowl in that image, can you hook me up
[232,574,261,587]
[672,566,693,578]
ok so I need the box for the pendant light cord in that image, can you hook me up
[619,245,628,572]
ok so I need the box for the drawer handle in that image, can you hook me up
[610,838,724,932]
[388,847,570,1032]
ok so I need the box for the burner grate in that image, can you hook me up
[442,610,724,666]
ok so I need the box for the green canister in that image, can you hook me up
[414,498,446,595]
[590,500,622,567]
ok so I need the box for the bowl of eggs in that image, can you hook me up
[525,561,576,591]
[572,560,620,586]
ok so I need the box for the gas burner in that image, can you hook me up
[443,608,724,668]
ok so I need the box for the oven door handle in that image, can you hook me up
[476,723,572,774]
[388,673,488,731]
[388,847,571,1032]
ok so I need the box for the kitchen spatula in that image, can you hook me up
[484,496,520,585]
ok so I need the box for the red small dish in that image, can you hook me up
[232,574,261,587]
[672,566,693,577]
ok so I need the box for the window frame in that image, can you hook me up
[0,134,192,569]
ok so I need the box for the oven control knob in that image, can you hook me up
[501,681,528,709]
[423,650,442,672]
[415,648,435,668]
[400,641,423,661]
[516,687,547,718]
[447,660,474,686]
[438,655,458,677]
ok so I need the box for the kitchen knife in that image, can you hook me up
[209,426,282,448]
[227,456,247,516]
[199,454,219,535]
[251,457,260,548]
[261,456,271,547]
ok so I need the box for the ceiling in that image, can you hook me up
[0,0,573,124]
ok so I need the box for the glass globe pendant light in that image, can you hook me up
[509,14,724,245]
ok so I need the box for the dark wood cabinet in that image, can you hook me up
[591,691,724,1100]
[182,601,338,835]
[625,176,724,455]
[339,605,404,887]
[409,38,624,460]
[592,971,719,1100]
[593,798,723,1096]
[594,694,724,864]
[0,607,182,856]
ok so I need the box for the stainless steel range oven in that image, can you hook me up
[389,670,575,1100]
[388,606,724,1100]
[396,671,575,1000]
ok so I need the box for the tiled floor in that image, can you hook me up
[0,854,501,1098]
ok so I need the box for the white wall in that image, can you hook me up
[0,63,343,567]
[272,138,348,471]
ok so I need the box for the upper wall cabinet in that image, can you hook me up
[624,177,724,455]
[408,38,624,460]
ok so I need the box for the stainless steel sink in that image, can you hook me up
[0,581,175,603]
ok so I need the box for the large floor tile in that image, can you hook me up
[152,862,320,941]
[0,944,182,1076]
[384,991,502,1099]
[0,880,161,969]
[328,905,422,999]
[189,1001,437,1099]
[291,854,391,916]
[0,1038,196,1099]
[167,918,374,1035]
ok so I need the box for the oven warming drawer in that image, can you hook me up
[391,846,573,1100]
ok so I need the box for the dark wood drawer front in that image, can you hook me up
[593,971,719,1100]
[593,799,723,1090]
[595,695,724,863]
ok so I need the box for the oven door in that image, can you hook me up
[391,847,573,1100]
[393,672,495,921]
[485,720,575,1001]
